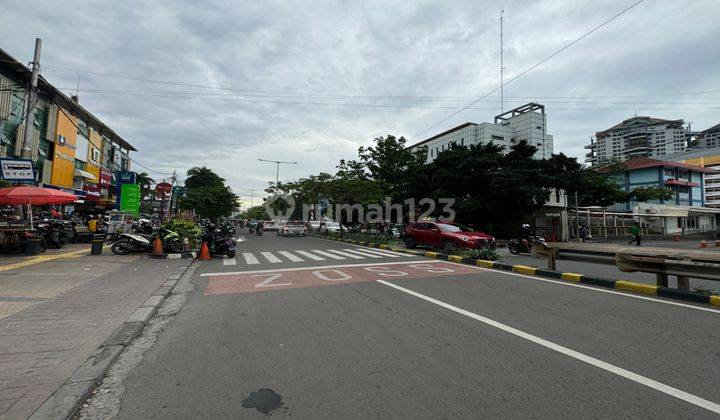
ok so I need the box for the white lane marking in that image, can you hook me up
[200,259,441,277]
[260,251,282,263]
[294,250,325,261]
[278,251,304,262]
[324,249,364,259]
[236,236,247,242]
[241,253,260,265]
[353,248,402,258]
[222,256,237,266]
[377,280,720,415]
[341,248,382,259]
[448,262,720,315]
[311,250,346,260]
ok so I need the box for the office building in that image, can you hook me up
[409,103,554,162]
[585,116,687,166]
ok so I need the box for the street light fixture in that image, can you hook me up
[258,159,298,187]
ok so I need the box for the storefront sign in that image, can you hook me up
[115,171,137,208]
[99,169,112,187]
[83,183,101,201]
[0,158,35,181]
[120,183,140,216]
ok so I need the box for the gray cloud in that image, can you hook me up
[2,0,719,200]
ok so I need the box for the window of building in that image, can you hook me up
[663,168,674,177]
[678,170,689,178]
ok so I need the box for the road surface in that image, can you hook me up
[105,231,720,418]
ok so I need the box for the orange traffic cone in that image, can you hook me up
[699,240,708,248]
[198,241,212,260]
[151,236,164,256]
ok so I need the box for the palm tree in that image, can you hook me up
[136,172,155,200]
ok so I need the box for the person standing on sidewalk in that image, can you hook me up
[628,222,641,246]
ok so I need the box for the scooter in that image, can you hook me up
[508,235,547,254]
[111,227,184,254]
[202,227,237,258]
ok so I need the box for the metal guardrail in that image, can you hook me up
[532,243,720,290]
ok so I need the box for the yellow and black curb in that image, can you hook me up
[309,233,720,309]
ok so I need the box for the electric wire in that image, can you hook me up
[411,0,646,139]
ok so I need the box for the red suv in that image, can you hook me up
[403,222,495,252]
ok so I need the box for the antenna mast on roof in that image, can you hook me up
[500,10,505,113]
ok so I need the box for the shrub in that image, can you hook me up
[459,247,499,261]
[162,218,202,248]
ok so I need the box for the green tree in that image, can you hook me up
[185,167,224,189]
[358,135,427,200]
[135,172,155,200]
[180,185,238,220]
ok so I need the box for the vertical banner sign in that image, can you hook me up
[115,171,137,208]
[120,184,140,217]
[170,186,185,214]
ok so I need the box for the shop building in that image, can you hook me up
[0,47,136,211]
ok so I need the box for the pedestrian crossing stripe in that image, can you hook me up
[278,251,303,262]
[260,251,282,263]
[321,249,364,259]
[341,248,382,258]
[311,250,346,260]
[215,248,414,266]
[294,250,325,261]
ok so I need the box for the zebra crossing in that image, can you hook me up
[221,247,411,266]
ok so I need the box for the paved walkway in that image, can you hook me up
[0,253,189,420]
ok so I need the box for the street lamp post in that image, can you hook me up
[258,159,298,187]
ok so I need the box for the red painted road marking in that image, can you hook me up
[204,262,478,295]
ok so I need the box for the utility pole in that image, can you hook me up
[258,159,298,187]
[500,10,505,114]
[20,38,42,160]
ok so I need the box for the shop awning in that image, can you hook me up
[74,168,97,180]
[665,179,699,187]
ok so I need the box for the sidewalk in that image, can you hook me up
[0,252,190,420]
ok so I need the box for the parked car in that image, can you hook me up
[403,222,495,253]
[278,220,308,237]
[307,220,321,231]
[320,221,343,234]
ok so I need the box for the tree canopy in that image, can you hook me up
[261,135,632,226]
[180,167,237,220]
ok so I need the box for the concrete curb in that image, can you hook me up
[29,260,196,420]
[309,233,720,309]
[148,251,197,259]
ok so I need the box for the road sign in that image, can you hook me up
[155,182,172,194]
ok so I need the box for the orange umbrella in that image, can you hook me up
[0,186,77,230]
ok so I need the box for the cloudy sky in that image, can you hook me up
[2,0,719,203]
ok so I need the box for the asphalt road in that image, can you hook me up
[113,229,720,418]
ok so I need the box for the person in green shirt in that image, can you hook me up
[628,222,641,246]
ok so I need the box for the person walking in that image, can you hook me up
[628,222,641,246]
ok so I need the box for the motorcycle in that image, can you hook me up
[36,221,64,249]
[508,235,547,254]
[111,227,184,255]
[202,225,237,258]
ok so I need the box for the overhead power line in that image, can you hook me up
[54,104,172,176]
[411,0,645,139]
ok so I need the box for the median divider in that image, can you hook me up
[308,232,720,308]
